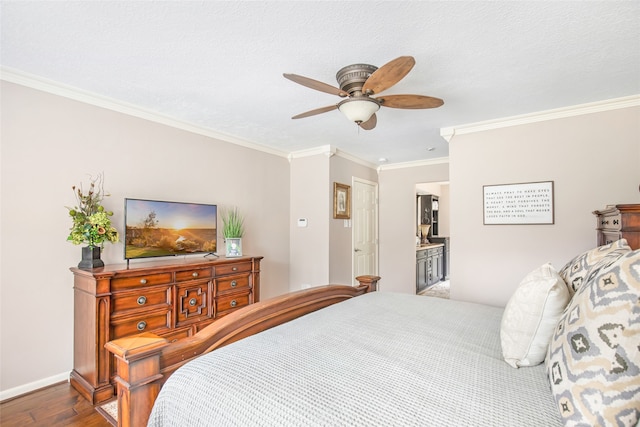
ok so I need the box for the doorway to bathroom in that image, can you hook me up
[416,182,450,296]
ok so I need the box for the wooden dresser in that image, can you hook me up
[70,255,262,404]
[593,204,640,250]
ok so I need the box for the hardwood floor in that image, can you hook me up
[0,381,111,427]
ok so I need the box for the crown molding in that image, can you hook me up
[1,67,289,158]
[377,156,449,172]
[440,94,640,142]
[335,148,378,169]
[288,145,378,169]
[288,145,335,161]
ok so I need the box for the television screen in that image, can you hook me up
[124,198,217,260]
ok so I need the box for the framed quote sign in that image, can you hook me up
[483,181,554,225]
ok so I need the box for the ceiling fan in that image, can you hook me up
[284,56,444,130]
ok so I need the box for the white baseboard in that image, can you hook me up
[0,372,69,402]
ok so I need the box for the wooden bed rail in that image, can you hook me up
[105,276,379,427]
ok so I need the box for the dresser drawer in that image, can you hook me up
[175,267,212,283]
[110,310,171,339]
[216,262,252,276]
[215,291,250,315]
[216,274,250,294]
[600,231,623,246]
[111,286,171,316]
[176,281,210,326]
[597,213,622,231]
[111,272,172,291]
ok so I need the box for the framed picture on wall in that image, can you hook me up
[483,181,554,225]
[333,182,351,219]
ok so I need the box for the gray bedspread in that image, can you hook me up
[148,291,561,426]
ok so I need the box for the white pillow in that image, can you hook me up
[500,263,570,368]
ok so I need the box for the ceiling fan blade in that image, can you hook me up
[358,113,377,130]
[284,73,349,97]
[377,94,444,109]
[362,56,415,95]
[291,104,338,119]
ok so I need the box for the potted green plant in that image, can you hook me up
[66,173,119,269]
[222,207,244,257]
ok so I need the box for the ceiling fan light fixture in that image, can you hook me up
[337,98,380,124]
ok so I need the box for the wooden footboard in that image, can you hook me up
[105,276,379,427]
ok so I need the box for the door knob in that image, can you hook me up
[354,248,362,252]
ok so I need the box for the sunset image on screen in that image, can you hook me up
[124,199,217,259]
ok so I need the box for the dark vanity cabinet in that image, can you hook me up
[417,249,428,292]
[416,244,444,293]
[430,237,450,280]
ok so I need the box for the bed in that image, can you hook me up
[147,292,558,426]
[106,241,640,427]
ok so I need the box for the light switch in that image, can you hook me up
[297,218,308,227]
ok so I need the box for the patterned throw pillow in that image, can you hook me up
[546,249,640,426]
[500,263,570,368]
[559,239,631,295]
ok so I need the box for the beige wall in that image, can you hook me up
[438,184,450,236]
[289,154,330,289]
[378,161,450,293]
[289,151,378,289]
[0,81,291,396]
[449,106,640,307]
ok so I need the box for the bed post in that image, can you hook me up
[356,275,381,292]
[104,332,169,427]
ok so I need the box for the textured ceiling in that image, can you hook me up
[2,1,639,165]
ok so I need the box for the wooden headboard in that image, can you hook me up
[105,275,380,427]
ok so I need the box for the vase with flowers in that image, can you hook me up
[66,173,119,269]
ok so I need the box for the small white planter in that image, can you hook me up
[225,238,242,257]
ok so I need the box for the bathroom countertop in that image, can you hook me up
[415,243,444,251]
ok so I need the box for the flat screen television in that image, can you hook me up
[124,198,217,260]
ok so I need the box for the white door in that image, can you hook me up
[352,178,378,285]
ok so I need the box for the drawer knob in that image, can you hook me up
[192,272,199,278]
[232,267,238,271]
[189,298,197,306]
[140,278,147,285]
[137,321,147,331]
[231,280,237,287]
[137,296,147,305]
[230,300,237,307]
